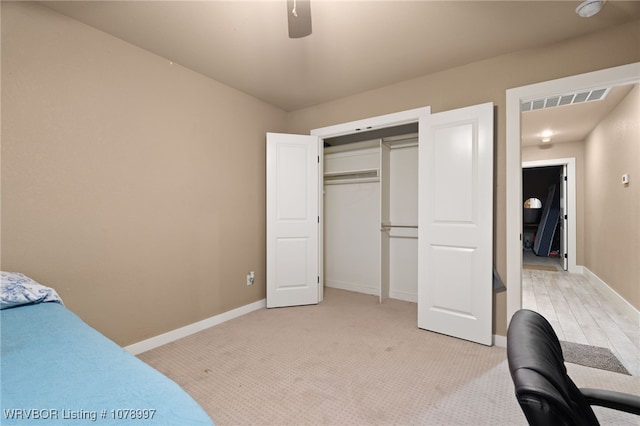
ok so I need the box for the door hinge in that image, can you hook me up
[564,214,568,220]
[317,276,320,284]
[317,155,320,163]
[564,175,567,181]
[317,216,320,223]
[564,253,568,259]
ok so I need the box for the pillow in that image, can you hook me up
[1,271,64,309]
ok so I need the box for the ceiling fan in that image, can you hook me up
[287,0,312,38]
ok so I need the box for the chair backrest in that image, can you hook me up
[507,309,600,426]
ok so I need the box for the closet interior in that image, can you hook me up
[323,124,419,303]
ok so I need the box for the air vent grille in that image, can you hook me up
[521,88,610,112]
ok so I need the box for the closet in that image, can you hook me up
[268,102,493,344]
[323,130,418,303]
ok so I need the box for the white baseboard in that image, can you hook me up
[570,264,584,275]
[583,267,640,325]
[326,280,419,303]
[493,334,507,348]
[125,298,266,355]
[389,290,418,303]
[326,280,379,296]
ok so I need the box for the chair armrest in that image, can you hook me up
[581,388,640,415]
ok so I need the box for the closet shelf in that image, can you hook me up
[324,168,380,185]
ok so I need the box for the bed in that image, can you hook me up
[0,272,214,425]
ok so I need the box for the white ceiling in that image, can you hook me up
[40,1,640,146]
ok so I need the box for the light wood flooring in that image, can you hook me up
[522,252,639,376]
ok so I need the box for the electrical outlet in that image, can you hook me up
[622,173,629,185]
[246,271,255,286]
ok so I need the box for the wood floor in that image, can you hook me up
[522,252,639,376]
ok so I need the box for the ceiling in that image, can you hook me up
[40,1,640,146]
[521,84,636,147]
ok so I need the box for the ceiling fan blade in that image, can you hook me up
[287,0,312,38]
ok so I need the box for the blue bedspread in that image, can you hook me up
[1,302,214,425]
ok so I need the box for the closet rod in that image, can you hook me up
[380,223,418,229]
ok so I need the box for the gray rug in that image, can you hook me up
[561,341,631,375]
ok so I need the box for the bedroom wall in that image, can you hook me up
[584,85,640,309]
[286,20,640,336]
[1,2,287,345]
[522,141,586,266]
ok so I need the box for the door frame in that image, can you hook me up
[311,106,431,302]
[505,62,640,323]
[522,158,577,273]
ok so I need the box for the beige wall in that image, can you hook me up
[522,141,586,266]
[584,85,639,308]
[1,2,287,345]
[2,1,639,344]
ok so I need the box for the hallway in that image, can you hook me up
[522,263,639,376]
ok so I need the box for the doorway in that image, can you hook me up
[266,103,495,345]
[311,106,431,305]
[506,62,640,323]
[323,129,419,303]
[522,158,577,274]
[522,165,565,270]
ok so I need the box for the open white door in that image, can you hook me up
[560,165,568,271]
[418,103,494,346]
[266,132,320,308]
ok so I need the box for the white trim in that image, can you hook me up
[325,281,418,304]
[311,107,431,139]
[312,107,431,309]
[325,280,379,297]
[389,290,418,304]
[506,62,640,326]
[522,158,577,273]
[124,299,266,355]
[493,334,507,348]
[583,267,640,325]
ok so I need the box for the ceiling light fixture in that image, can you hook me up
[540,129,553,143]
[576,0,605,18]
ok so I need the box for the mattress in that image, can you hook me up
[1,301,214,425]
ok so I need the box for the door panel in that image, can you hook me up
[266,132,320,308]
[418,103,493,346]
[433,124,475,222]
[430,245,474,315]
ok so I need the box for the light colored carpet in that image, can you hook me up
[139,288,640,425]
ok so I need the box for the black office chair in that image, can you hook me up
[506,309,640,425]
